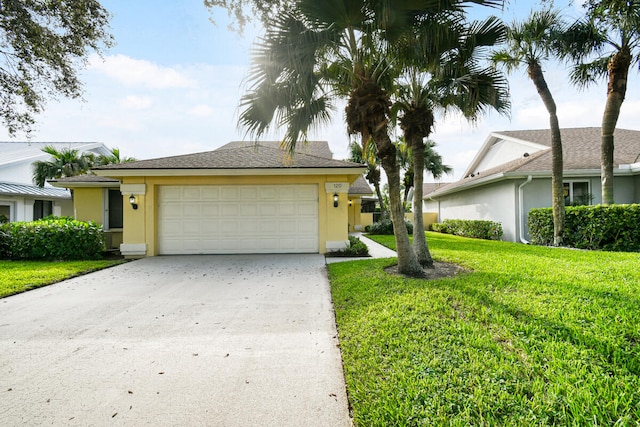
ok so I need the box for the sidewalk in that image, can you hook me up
[325,232,397,264]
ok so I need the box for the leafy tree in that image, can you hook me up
[32,146,96,187]
[348,140,387,220]
[236,0,503,276]
[561,0,640,205]
[0,0,112,136]
[492,9,567,245]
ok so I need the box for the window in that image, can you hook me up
[0,204,10,223]
[107,189,123,229]
[564,181,591,206]
[33,200,53,220]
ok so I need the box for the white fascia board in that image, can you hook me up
[94,167,368,177]
[427,172,509,199]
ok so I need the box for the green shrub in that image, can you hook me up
[3,217,105,260]
[365,218,413,235]
[431,219,503,240]
[0,226,10,259]
[328,235,370,257]
[529,204,640,251]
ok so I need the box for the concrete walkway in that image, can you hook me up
[0,255,351,426]
[325,232,397,264]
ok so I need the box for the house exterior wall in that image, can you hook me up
[0,196,72,222]
[426,181,518,242]
[348,198,363,231]
[116,174,356,256]
[73,188,104,223]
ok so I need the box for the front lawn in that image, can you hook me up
[328,232,640,425]
[0,260,126,298]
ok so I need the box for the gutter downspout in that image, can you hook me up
[518,175,533,244]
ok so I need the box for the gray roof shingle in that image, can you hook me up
[93,141,362,171]
[427,128,640,197]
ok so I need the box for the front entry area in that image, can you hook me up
[157,184,319,254]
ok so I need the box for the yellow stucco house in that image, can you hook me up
[51,141,369,257]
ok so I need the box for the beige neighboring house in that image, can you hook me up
[0,142,112,223]
[52,141,368,256]
[424,128,640,242]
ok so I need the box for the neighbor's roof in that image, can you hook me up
[0,182,71,199]
[92,141,364,173]
[427,127,640,198]
[0,142,111,166]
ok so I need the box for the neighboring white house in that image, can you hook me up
[424,128,640,242]
[0,142,112,223]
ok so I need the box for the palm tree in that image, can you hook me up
[561,0,640,205]
[95,148,136,165]
[492,9,567,245]
[348,140,387,220]
[32,145,95,187]
[394,17,509,265]
[238,0,503,276]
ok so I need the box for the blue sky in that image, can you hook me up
[2,0,639,181]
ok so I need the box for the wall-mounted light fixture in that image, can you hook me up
[333,192,339,208]
[349,199,353,207]
[129,194,138,210]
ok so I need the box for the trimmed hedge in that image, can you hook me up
[431,219,503,240]
[327,235,370,257]
[365,218,413,235]
[0,217,105,260]
[529,204,640,252]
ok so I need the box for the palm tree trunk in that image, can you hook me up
[410,137,434,267]
[529,62,564,245]
[601,47,631,205]
[374,133,424,277]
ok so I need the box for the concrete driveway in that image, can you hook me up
[0,255,351,426]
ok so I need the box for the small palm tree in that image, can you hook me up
[95,148,136,165]
[561,0,640,205]
[492,9,567,245]
[32,145,95,187]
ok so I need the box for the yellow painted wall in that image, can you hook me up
[361,212,374,230]
[348,198,363,232]
[72,188,103,223]
[118,174,359,256]
[405,212,439,229]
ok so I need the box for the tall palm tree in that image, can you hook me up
[394,16,509,265]
[348,140,387,220]
[492,9,567,245]
[32,145,95,187]
[561,0,640,205]
[238,0,502,276]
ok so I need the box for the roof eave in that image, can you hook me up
[94,167,367,177]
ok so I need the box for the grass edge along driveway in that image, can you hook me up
[0,259,127,298]
[328,232,640,426]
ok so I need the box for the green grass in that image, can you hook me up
[0,259,126,298]
[328,232,640,426]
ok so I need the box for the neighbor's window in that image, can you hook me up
[107,189,123,229]
[564,181,591,205]
[33,200,53,220]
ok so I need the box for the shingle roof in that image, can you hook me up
[427,127,640,198]
[219,141,334,159]
[93,141,362,171]
[0,182,71,199]
[493,127,640,170]
[348,175,373,195]
[49,174,120,184]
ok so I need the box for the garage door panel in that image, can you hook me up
[158,184,318,254]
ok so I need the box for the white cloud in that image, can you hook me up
[188,104,215,117]
[88,54,196,89]
[120,95,153,110]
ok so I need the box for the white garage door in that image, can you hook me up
[158,184,319,254]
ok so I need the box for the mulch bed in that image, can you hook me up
[385,261,469,280]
